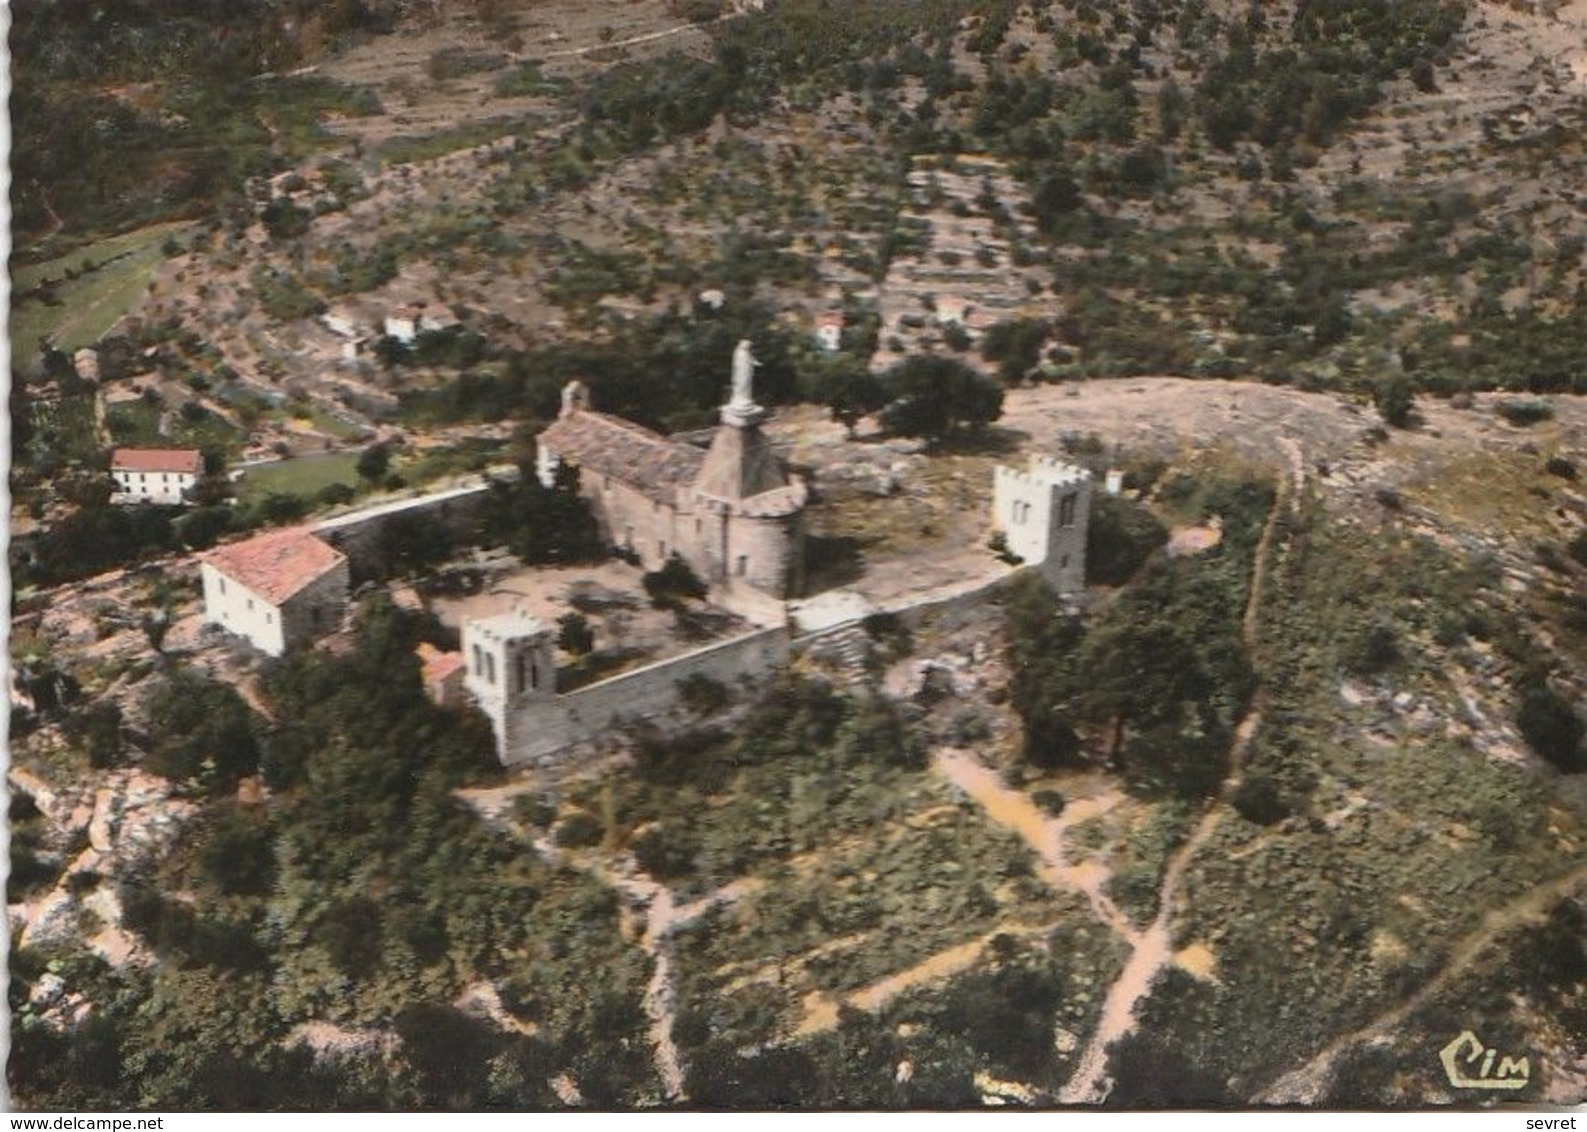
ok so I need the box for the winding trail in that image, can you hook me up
[1057,445,1297,1105]
[934,750,1137,942]
[1256,860,1587,1105]
[457,779,754,1102]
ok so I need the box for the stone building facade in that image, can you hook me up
[199,526,350,657]
[535,359,808,599]
[991,454,1092,592]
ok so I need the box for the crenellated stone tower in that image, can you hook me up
[462,607,557,755]
[992,455,1092,592]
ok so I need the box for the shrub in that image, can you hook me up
[643,555,707,608]
[556,612,595,657]
[553,810,605,849]
[1516,680,1585,773]
[1496,398,1555,426]
[1346,618,1400,675]
[1232,768,1291,826]
[1544,456,1577,480]
[1032,789,1066,816]
[1373,374,1414,429]
[678,673,729,715]
[631,823,699,879]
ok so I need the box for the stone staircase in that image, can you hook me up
[801,622,876,691]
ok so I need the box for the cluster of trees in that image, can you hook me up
[801,353,1005,444]
[1007,477,1272,798]
[13,0,394,249]
[10,598,664,1109]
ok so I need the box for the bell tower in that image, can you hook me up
[463,608,556,750]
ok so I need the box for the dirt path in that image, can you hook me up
[1059,447,1296,1105]
[933,749,1138,942]
[1256,859,1587,1105]
[455,779,752,1102]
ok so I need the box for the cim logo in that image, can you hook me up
[1439,1030,1531,1091]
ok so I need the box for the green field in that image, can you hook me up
[235,452,362,504]
[106,399,244,458]
[11,222,191,353]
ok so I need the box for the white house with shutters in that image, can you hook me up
[110,448,203,506]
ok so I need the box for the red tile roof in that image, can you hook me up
[538,411,705,501]
[417,643,466,686]
[200,527,346,605]
[111,448,203,474]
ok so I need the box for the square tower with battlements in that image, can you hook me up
[992,455,1092,592]
[462,608,556,754]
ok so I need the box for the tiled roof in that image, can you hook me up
[417,642,465,685]
[200,527,346,605]
[111,447,203,474]
[538,411,704,501]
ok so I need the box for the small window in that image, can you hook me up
[218,578,226,595]
[517,653,527,694]
[472,644,483,675]
[530,661,539,690]
[1060,555,1070,570]
[735,555,748,577]
[266,612,273,624]
[485,653,496,685]
[1059,494,1077,528]
[247,598,254,611]
[659,541,667,560]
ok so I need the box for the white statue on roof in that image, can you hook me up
[730,339,759,409]
[560,378,590,419]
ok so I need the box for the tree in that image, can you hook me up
[1374,373,1414,429]
[1517,679,1585,773]
[73,701,124,768]
[879,355,1003,445]
[142,610,171,655]
[1086,495,1169,586]
[144,670,261,791]
[1031,173,1083,235]
[356,443,392,483]
[802,354,888,438]
[556,612,595,657]
[487,463,603,566]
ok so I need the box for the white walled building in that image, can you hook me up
[992,455,1092,592]
[815,310,845,352]
[199,527,350,657]
[463,608,557,756]
[110,448,203,506]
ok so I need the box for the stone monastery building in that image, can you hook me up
[535,340,808,599]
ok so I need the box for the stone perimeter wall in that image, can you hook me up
[492,568,1034,768]
[498,625,791,767]
[313,473,515,581]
